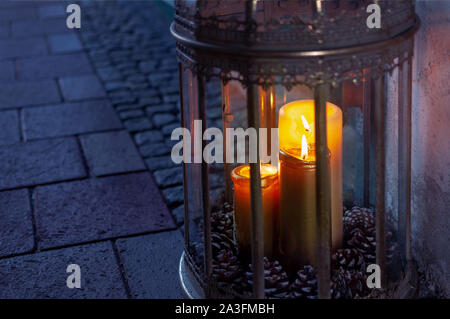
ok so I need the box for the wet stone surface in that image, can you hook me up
[0,242,127,299]
[0,0,193,298]
[34,172,175,249]
[116,230,184,298]
[0,137,87,190]
[0,189,34,258]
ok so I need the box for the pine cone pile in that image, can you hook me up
[206,203,395,299]
[286,253,368,299]
[245,258,290,298]
[211,202,234,239]
[211,203,237,258]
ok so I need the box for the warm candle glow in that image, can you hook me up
[231,164,279,259]
[278,100,340,158]
[234,164,278,180]
[278,99,343,269]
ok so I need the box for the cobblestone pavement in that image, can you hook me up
[0,0,190,298]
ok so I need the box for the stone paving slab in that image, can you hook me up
[0,61,14,81]
[139,142,171,158]
[171,205,185,226]
[0,137,86,190]
[59,75,106,101]
[0,189,34,258]
[153,167,183,188]
[0,80,61,109]
[23,100,122,140]
[145,156,177,172]
[0,0,36,8]
[162,185,184,208]
[134,130,164,146]
[16,53,93,80]
[0,241,127,298]
[80,130,145,177]
[0,110,20,146]
[0,37,47,59]
[116,230,184,299]
[0,20,9,36]
[34,172,176,250]
[38,2,66,19]
[123,117,153,132]
[48,34,83,54]
[11,18,73,37]
[0,24,7,38]
[0,6,36,23]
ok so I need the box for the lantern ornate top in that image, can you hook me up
[171,0,419,88]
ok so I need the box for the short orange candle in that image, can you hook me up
[231,164,279,259]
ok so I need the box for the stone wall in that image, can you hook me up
[411,0,450,297]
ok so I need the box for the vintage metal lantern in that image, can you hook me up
[172,0,420,298]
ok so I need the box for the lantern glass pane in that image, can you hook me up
[182,68,206,274]
[341,79,365,208]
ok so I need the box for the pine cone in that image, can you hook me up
[331,248,365,271]
[211,231,237,258]
[347,227,397,265]
[343,206,375,240]
[212,250,241,282]
[287,265,318,299]
[331,268,369,299]
[245,258,290,298]
[210,203,234,240]
[344,207,377,264]
[347,228,376,263]
[212,250,248,294]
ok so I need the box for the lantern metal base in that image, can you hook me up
[179,251,419,299]
[179,251,205,299]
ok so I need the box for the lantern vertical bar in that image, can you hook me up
[398,57,413,264]
[268,85,276,161]
[245,0,258,44]
[373,75,387,287]
[247,83,265,299]
[179,63,190,248]
[329,83,343,109]
[405,57,413,263]
[314,84,332,299]
[363,70,372,207]
[222,79,233,203]
[259,85,277,161]
[198,73,212,286]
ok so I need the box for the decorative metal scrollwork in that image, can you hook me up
[172,0,418,88]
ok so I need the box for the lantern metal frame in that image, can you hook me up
[172,0,420,299]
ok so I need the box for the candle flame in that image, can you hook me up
[301,115,311,132]
[301,135,308,160]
